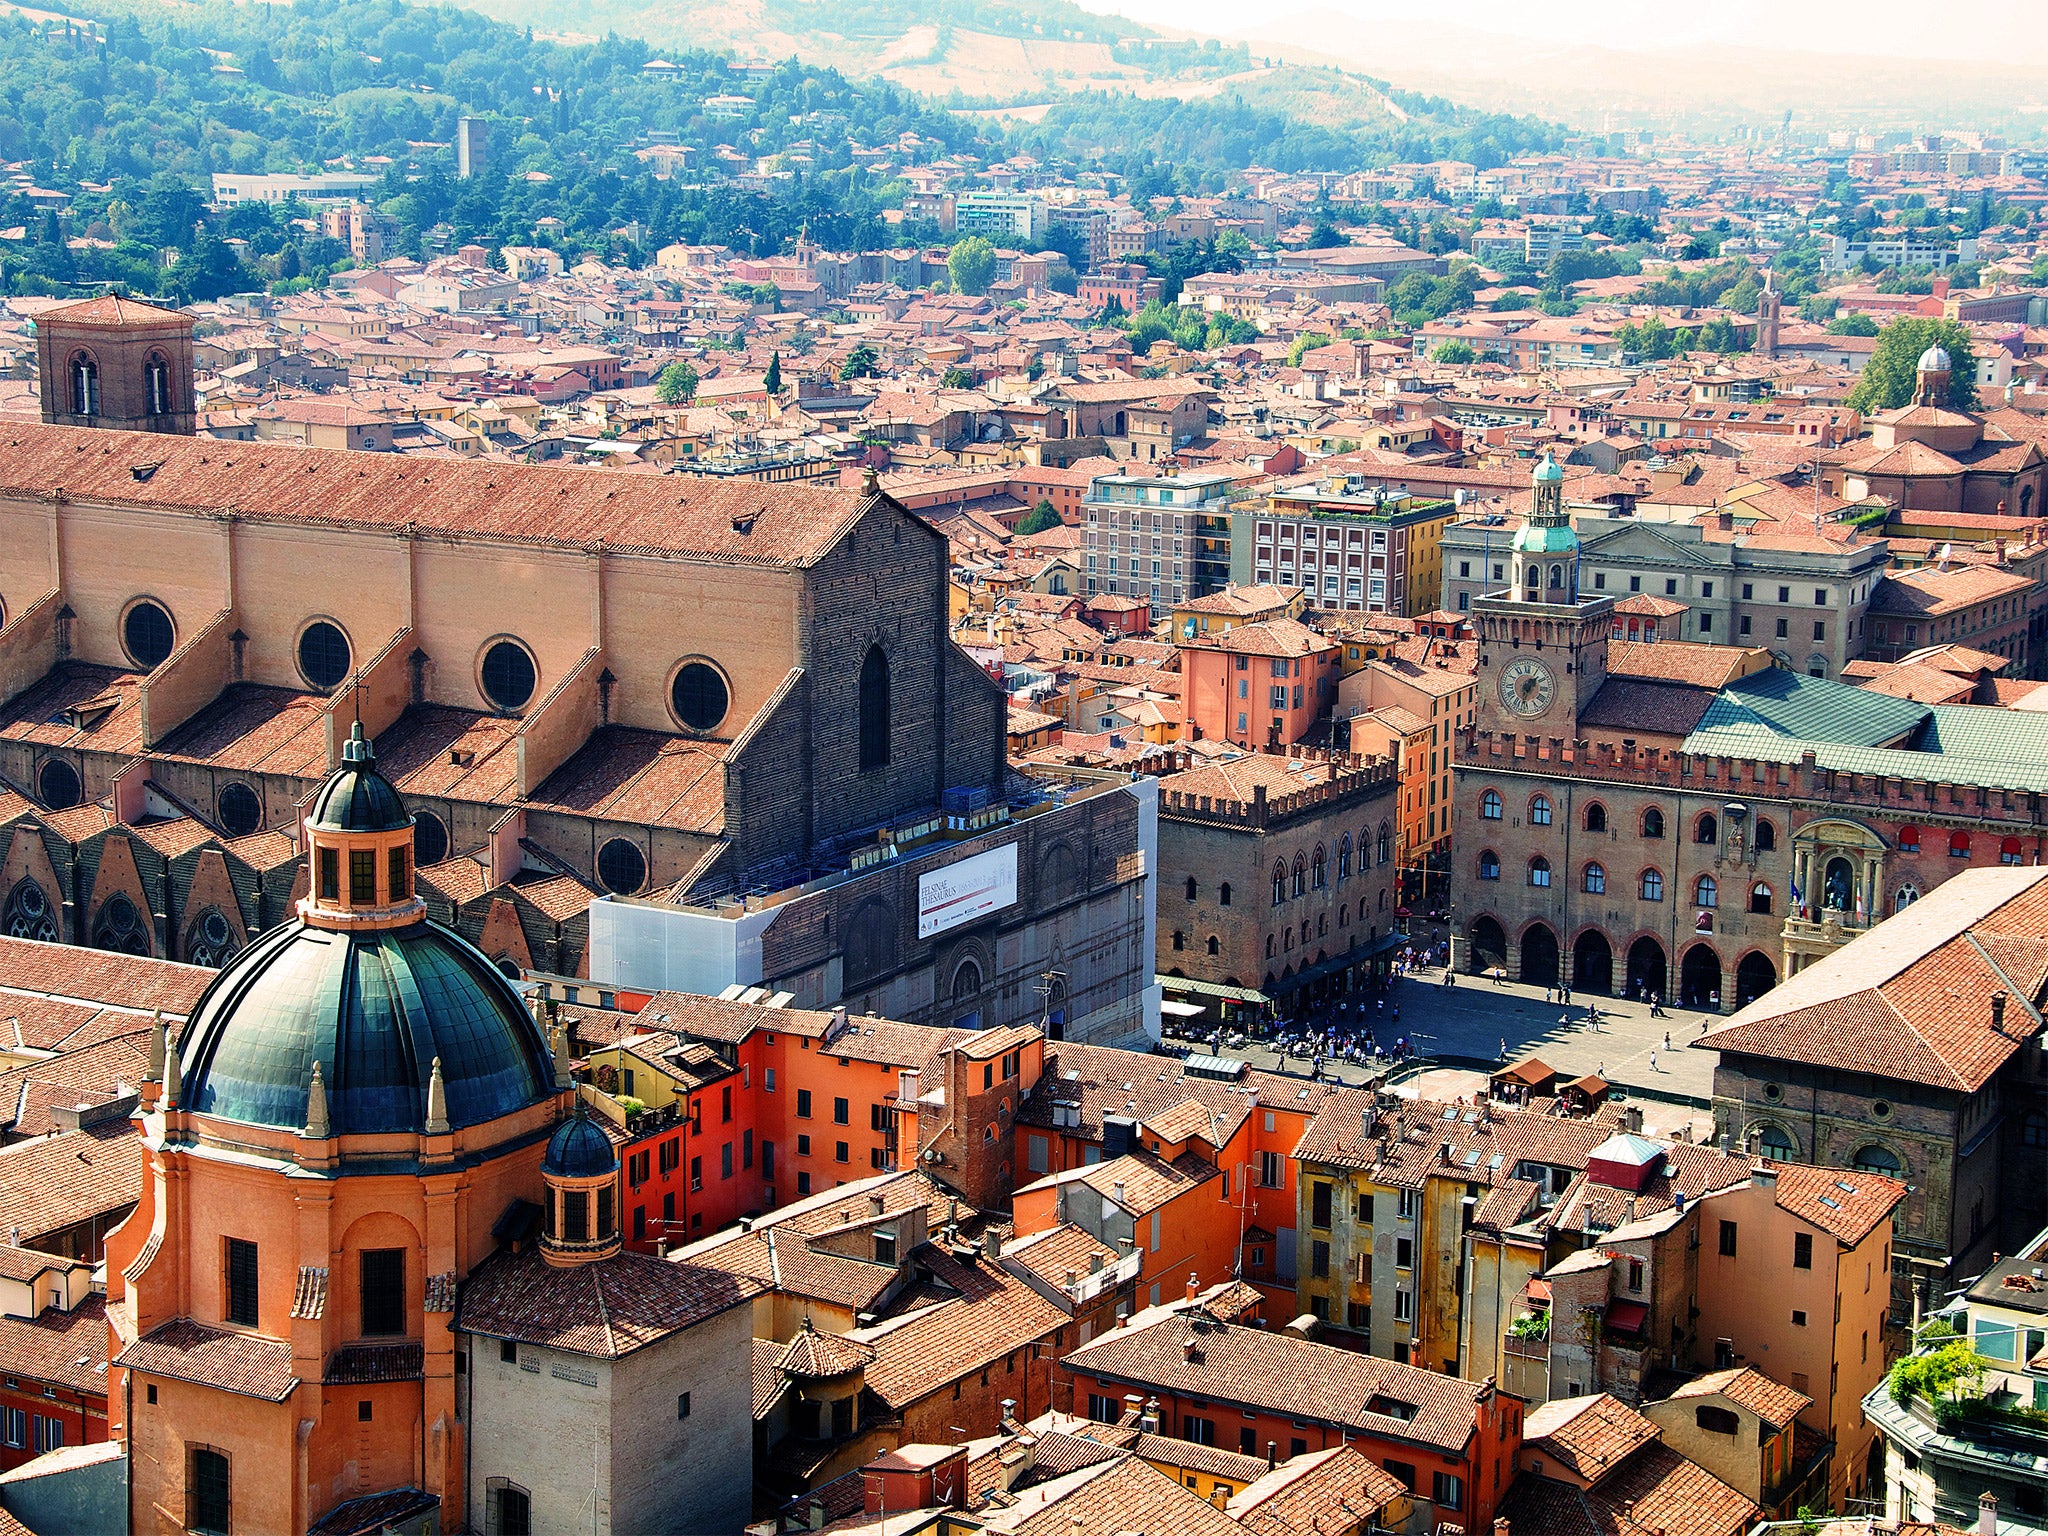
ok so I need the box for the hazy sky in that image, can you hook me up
[1073,0,2046,64]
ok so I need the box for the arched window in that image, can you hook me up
[3,880,57,943]
[1757,1125,1797,1160]
[92,893,150,955]
[1529,856,1552,888]
[1851,1145,1904,1177]
[1184,876,1198,901]
[1584,862,1605,894]
[1696,874,1717,908]
[1754,818,1776,852]
[1219,882,1232,907]
[1530,795,1552,827]
[1267,935,1276,958]
[1171,930,1185,951]
[1291,854,1308,899]
[186,907,238,968]
[1481,790,1503,820]
[1311,847,1327,890]
[1894,885,1919,913]
[951,958,982,1002]
[1642,807,1664,838]
[858,645,891,772]
[1695,813,1718,845]
[70,353,98,417]
[1377,822,1391,866]
[1898,824,1921,852]
[1949,829,1971,858]
[1584,803,1607,833]
[1272,864,1287,907]
[1339,904,1349,927]
[1206,935,1219,956]
[1749,882,1772,915]
[1525,565,1540,599]
[1337,835,1352,881]
[144,352,173,416]
[1478,850,1501,881]
[2001,836,2023,866]
[1549,563,1564,590]
[1640,868,1664,902]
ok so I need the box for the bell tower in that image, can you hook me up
[36,294,196,434]
[1474,454,1615,736]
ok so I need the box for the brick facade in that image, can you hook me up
[1157,751,1402,1000]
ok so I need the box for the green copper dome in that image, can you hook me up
[1531,452,1564,484]
[1512,521,1580,555]
[177,917,556,1136]
[308,722,411,834]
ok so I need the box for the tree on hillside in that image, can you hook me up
[1017,500,1061,535]
[764,351,782,393]
[1846,318,1979,413]
[940,366,974,390]
[655,361,698,404]
[947,235,997,297]
[1431,340,1476,364]
[1826,312,1879,337]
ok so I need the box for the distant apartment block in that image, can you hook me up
[1822,233,1980,273]
[1083,469,1237,612]
[1238,481,1456,619]
[956,192,1048,246]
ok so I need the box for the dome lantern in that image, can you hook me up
[303,721,424,934]
[1914,343,1954,407]
[541,1106,621,1267]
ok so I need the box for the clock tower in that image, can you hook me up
[1473,453,1615,736]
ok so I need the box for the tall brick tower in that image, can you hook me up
[36,294,196,434]
[1472,453,1615,738]
[1755,268,1781,360]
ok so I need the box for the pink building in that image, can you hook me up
[1181,618,1339,749]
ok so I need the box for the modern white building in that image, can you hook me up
[209,172,382,206]
[955,192,1049,246]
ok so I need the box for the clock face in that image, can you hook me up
[1499,656,1556,718]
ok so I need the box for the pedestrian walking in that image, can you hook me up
[1663,1031,1671,1050]
[1649,1050,1658,1072]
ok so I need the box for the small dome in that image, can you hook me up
[308,722,411,834]
[1916,344,1952,374]
[544,1114,617,1178]
[1532,452,1564,485]
[1512,521,1578,555]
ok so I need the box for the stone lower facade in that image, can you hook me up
[1154,754,1402,1004]
[591,775,1160,1050]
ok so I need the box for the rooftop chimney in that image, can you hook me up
[1980,1494,1999,1536]
[1992,990,2009,1033]
[984,1227,1001,1261]
[870,1194,887,1217]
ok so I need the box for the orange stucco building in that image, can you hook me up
[104,726,567,1535]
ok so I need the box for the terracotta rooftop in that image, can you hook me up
[0,422,885,569]
[1062,1309,1491,1453]
[1699,865,2048,1092]
[0,1293,106,1395]
[1666,1365,1811,1428]
[115,1318,299,1401]
[454,1247,758,1358]
[1525,1393,1661,1480]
